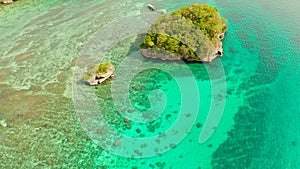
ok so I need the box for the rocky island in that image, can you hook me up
[82,62,115,86]
[140,4,228,62]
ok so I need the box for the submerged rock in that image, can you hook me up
[157,9,167,14]
[0,120,7,127]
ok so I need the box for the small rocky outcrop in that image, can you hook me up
[2,0,13,4]
[82,62,115,86]
[147,4,155,11]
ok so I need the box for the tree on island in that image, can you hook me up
[140,4,228,62]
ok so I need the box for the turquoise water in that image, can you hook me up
[1,0,300,168]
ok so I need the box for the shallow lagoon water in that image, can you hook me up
[0,0,300,168]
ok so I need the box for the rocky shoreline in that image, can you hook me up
[199,32,226,62]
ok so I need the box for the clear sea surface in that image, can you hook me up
[0,0,300,168]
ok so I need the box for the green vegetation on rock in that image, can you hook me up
[172,4,227,43]
[82,61,115,85]
[140,4,228,61]
[97,62,112,75]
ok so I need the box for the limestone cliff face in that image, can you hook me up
[199,32,227,62]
